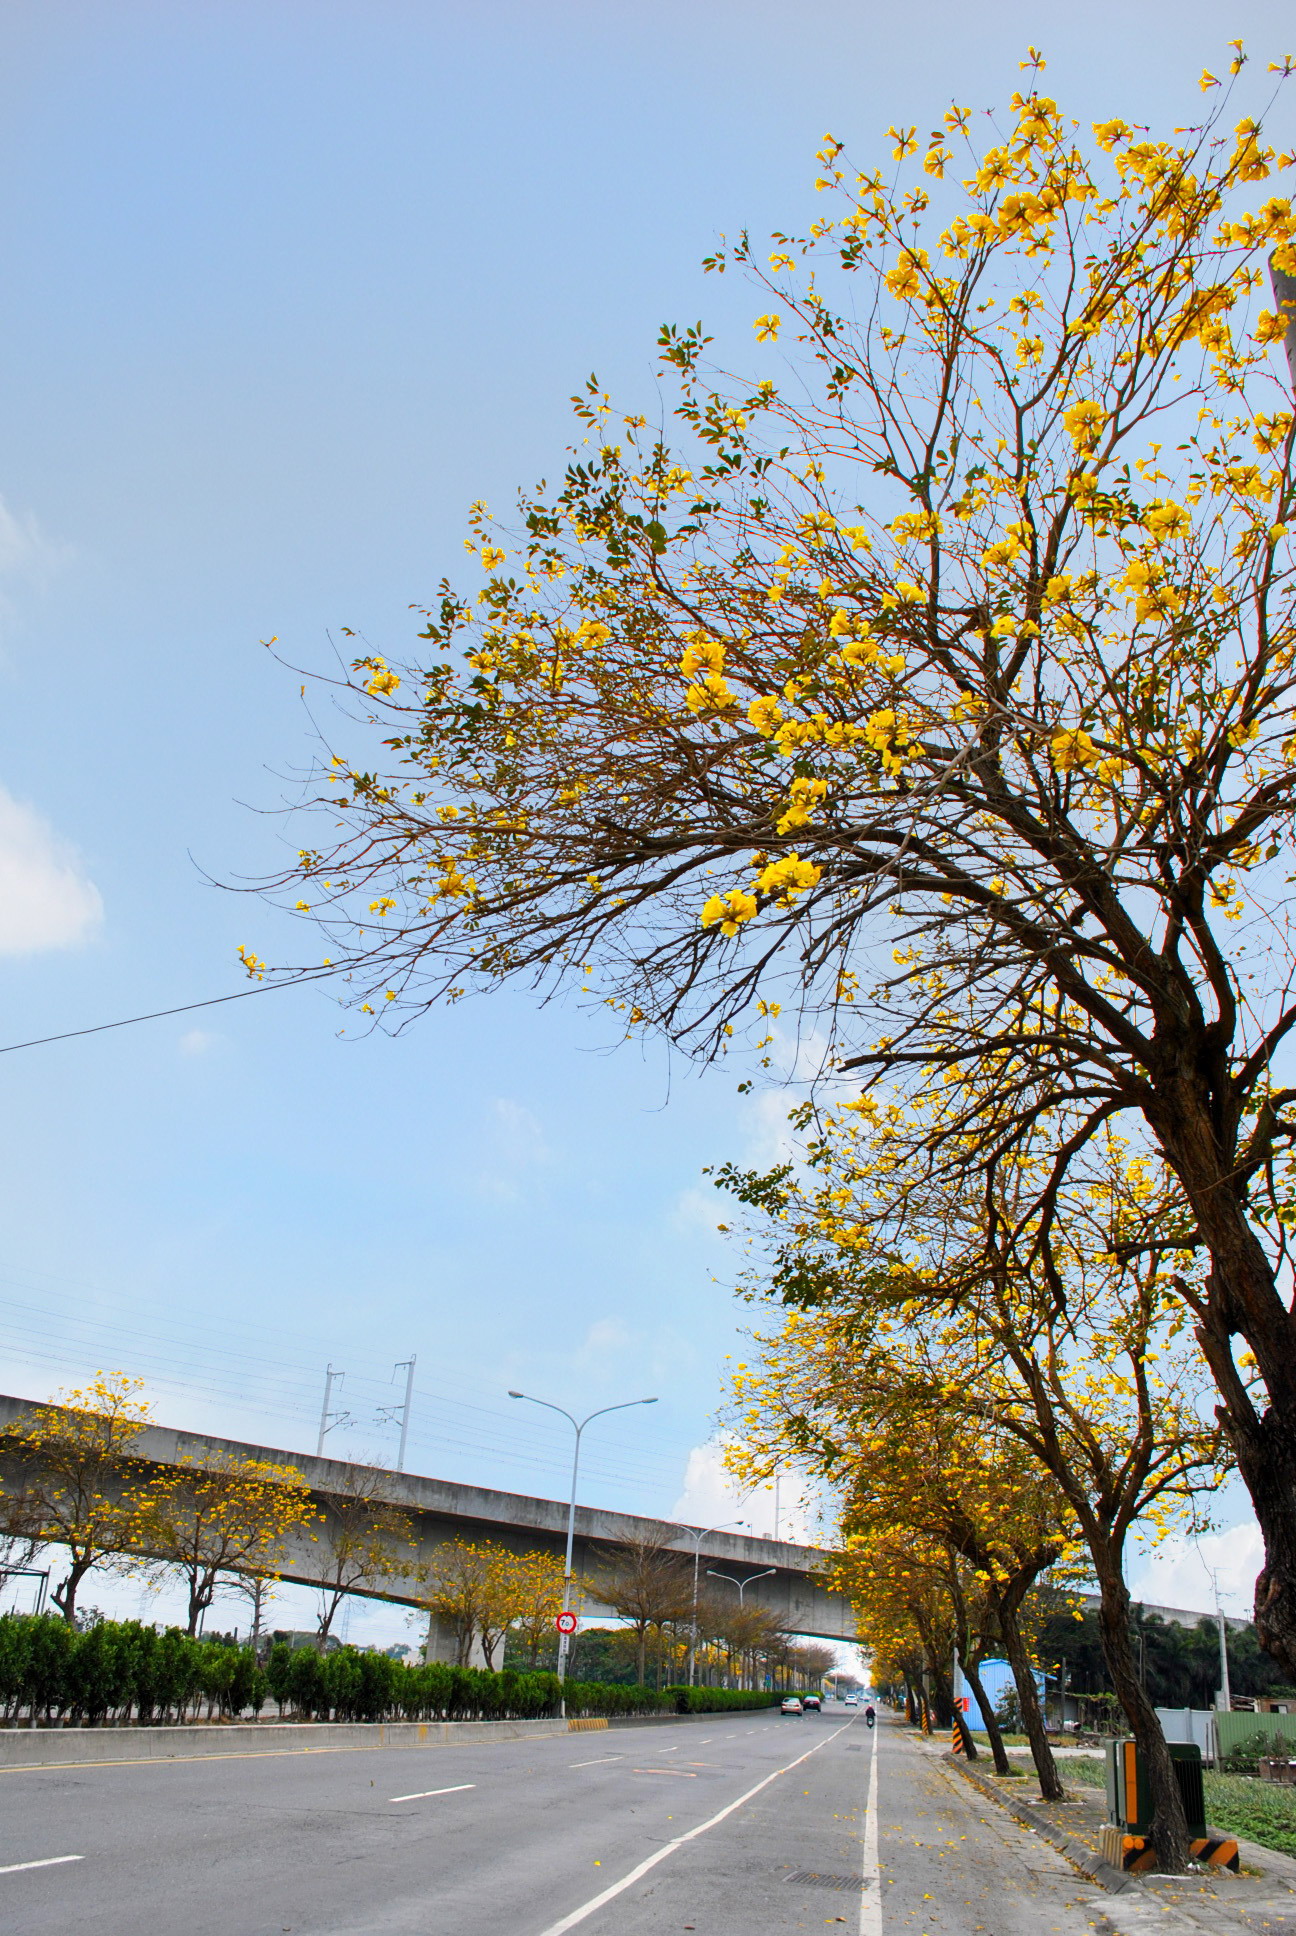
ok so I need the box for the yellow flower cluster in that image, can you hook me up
[427,858,478,903]
[1063,400,1106,452]
[363,658,401,697]
[681,634,736,713]
[755,853,824,902]
[700,852,825,935]
[747,694,785,736]
[1049,729,1125,783]
[862,709,916,775]
[777,776,829,833]
[701,888,759,936]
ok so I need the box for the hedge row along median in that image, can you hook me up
[0,1615,784,1726]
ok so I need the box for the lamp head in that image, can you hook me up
[508,1390,524,1399]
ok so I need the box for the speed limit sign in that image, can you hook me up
[555,1611,578,1635]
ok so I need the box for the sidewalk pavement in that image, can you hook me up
[911,1731,1296,1936]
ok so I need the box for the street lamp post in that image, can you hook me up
[706,1566,777,1605]
[508,1390,658,1711]
[706,1567,777,1692]
[671,1521,748,1687]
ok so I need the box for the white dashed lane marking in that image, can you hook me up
[388,1784,476,1803]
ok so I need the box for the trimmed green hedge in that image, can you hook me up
[0,1616,777,1727]
[666,1686,784,1713]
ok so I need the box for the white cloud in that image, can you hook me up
[475,1099,552,1202]
[0,496,72,646]
[0,785,102,955]
[670,1184,728,1238]
[1128,1519,1262,1621]
[671,1441,820,1543]
[179,1029,219,1056]
[579,1317,637,1356]
[672,1441,754,1531]
[493,1098,550,1160]
[0,496,66,585]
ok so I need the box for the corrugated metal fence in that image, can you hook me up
[1216,1708,1296,1761]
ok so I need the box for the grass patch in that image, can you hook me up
[1064,1753,1296,1857]
[1201,1773,1296,1856]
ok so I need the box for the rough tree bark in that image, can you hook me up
[1137,1048,1296,1682]
[992,1587,1062,1802]
[1092,1561,1191,1873]
[963,1649,1011,1777]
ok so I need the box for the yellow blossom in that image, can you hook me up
[701,888,759,936]
[681,636,725,679]
[777,777,829,834]
[1050,727,1100,772]
[748,695,786,736]
[1063,400,1106,452]
[364,660,401,697]
[755,854,824,903]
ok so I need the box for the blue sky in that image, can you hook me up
[0,0,1285,1636]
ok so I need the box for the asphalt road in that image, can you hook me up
[0,1709,1120,1935]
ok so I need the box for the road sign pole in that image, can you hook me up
[556,1423,583,1706]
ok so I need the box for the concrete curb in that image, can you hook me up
[946,1751,1134,1893]
[0,1717,564,1768]
[0,1706,775,1770]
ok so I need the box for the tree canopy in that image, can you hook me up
[259,52,1296,1684]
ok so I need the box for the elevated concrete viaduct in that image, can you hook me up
[0,1394,856,1649]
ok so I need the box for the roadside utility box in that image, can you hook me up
[1100,1738,1237,1872]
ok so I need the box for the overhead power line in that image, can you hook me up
[0,969,337,1057]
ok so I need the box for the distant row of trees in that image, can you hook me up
[511,1619,836,1694]
[1030,1604,1295,1716]
[0,1378,819,1691]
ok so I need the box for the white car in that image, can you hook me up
[844,1693,860,1706]
[781,1696,804,1714]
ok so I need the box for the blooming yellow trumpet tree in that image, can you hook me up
[722,1116,1225,1867]
[505,1548,570,1669]
[729,1359,1076,1788]
[309,1468,416,1646]
[0,1373,158,1623]
[836,1526,1017,1754]
[416,1540,570,1670]
[264,56,1296,1670]
[139,1451,318,1636]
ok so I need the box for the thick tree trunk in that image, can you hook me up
[186,1575,212,1637]
[1154,1088,1296,1680]
[1193,1267,1296,1679]
[1092,1557,1190,1873]
[964,1651,1011,1774]
[995,1592,1063,1800]
[928,1665,955,1729]
[912,1611,975,1756]
[930,1657,977,1756]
